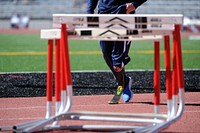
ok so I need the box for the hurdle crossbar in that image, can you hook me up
[11,14,184,133]
[53,14,183,30]
[40,29,167,41]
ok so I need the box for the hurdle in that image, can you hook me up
[11,14,184,133]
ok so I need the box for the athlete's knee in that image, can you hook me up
[113,66,123,72]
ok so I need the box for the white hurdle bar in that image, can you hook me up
[53,14,183,30]
[11,14,184,133]
[40,28,166,41]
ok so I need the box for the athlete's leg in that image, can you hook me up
[100,40,114,72]
[100,40,132,104]
[100,41,125,86]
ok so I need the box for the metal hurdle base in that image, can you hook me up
[0,126,13,131]
[12,97,183,133]
[44,124,146,132]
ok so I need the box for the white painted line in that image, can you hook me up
[0,106,45,110]
[0,117,43,121]
[0,110,199,122]
[0,68,199,74]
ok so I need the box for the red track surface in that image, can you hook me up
[0,92,200,133]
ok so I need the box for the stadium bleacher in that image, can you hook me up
[137,0,200,18]
[0,0,199,29]
[0,0,87,19]
[0,0,199,19]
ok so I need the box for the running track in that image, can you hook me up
[0,92,200,132]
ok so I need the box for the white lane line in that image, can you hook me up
[1,101,200,111]
[0,110,199,121]
[0,106,45,110]
[0,117,43,121]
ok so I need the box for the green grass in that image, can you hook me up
[0,34,199,72]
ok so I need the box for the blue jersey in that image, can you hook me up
[87,0,147,14]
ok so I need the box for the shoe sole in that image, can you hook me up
[108,101,118,104]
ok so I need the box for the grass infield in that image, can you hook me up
[0,34,199,72]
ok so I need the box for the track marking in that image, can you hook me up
[0,104,146,111]
[0,106,45,110]
[0,68,199,74]
[0,117,43,121]
[0,50,199,56]
[0,110,199,121]
[1,102,200,111]
[0,52,47,56]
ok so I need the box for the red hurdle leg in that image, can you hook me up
[58,24,73,114]
[171,24,185,117]
[175,25,184,90]
[164,35,172,116]
[154,41,160,114]
[174,24,185,115]
[45,39,53,119]
[60,24,72,86]
[59,25,67,113]
[60,24,73,113]
[171,30,179,116]
[55,39,61,115]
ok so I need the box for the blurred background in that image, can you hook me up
[0,0,200,32]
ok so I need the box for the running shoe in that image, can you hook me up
[122,77,133,102]
[108,85,123,104]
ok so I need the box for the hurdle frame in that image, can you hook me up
[9,14,184,133]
